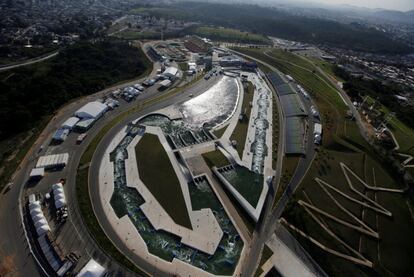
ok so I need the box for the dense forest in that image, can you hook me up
[334,66,414,129]
[0,39,150,140]
[138,2,413,55]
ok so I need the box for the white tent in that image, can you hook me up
[30,207,43,217]
[53,183,67,209]
[36,224,50,236]
[32,213,45,222]
[55,199,66,209]
[30,167,44,179]
[76,259,106,277]
[34,218,48,228]
[75,101,108,119]
[29,201,41,210]
[163,66,178,78]
[36,153,69,169]
[52,183,63,190]
[62,117,80,130]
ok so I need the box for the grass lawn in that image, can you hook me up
[115,30,160,40]
[230,81,255,158]
[202,150,230,168]
[283,145,414,276]
[135,134,192,229]
[194,26,271,45]
[254,245,274,277]
[273,156,300,208]
[213,125,228,138]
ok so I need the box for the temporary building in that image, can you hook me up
[163,66,178,78]
[29,201,41,210]
[34,218,48,228]
[76,259,106,277]
[61,117,80,130]
[75,101,108,119]
[28,194,37,204]
[36,153,69,169]
[29,200,51,237]
[29,167,45,180]
[159,79,172,88]
[53,183,67,209]
[36,225,51,237]
[75,118,95,131]
[52,128,70,142]
[30,207,43,217]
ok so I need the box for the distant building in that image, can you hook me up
[184,36,212,53]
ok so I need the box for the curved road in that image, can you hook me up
[0,51,59,72]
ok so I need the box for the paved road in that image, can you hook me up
[0,51,59,72]
[0,56,166,276]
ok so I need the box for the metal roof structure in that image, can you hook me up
[267,72,285,87]
[52,128,70,142]
[280,94,307,117]
[29,201,51,237]
[36,153,69,169]
[275,83,296,96]
[75,118,95,130]
[159,79,172,87]
[75,101,108,119]
[30,167,45,178]
[163,66,178,78]
[61,117,80,130]
[285,117,306,155]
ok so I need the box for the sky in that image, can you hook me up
[297,0,414,11]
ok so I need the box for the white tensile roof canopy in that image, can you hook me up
[75,101,108,119]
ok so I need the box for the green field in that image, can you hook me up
[283,147,414,276]
[193,26,271,45]
[135,134,192,229]
[230,81,255,158]
[273,156,300,207]
[254,245,274,277]
[202,150,230,169]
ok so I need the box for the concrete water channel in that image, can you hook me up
[101,71,274,274]
[109,124,243,275]
[106,75,244,275]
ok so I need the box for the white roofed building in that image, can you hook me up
[75,101,108,119]
[61,117,80,130]
[163,66,178,79]
[36,153,69,169]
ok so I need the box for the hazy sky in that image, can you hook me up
[300,0,414,11]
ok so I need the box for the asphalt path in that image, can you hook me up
[0,51,59,72]
[0,59,171,276]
